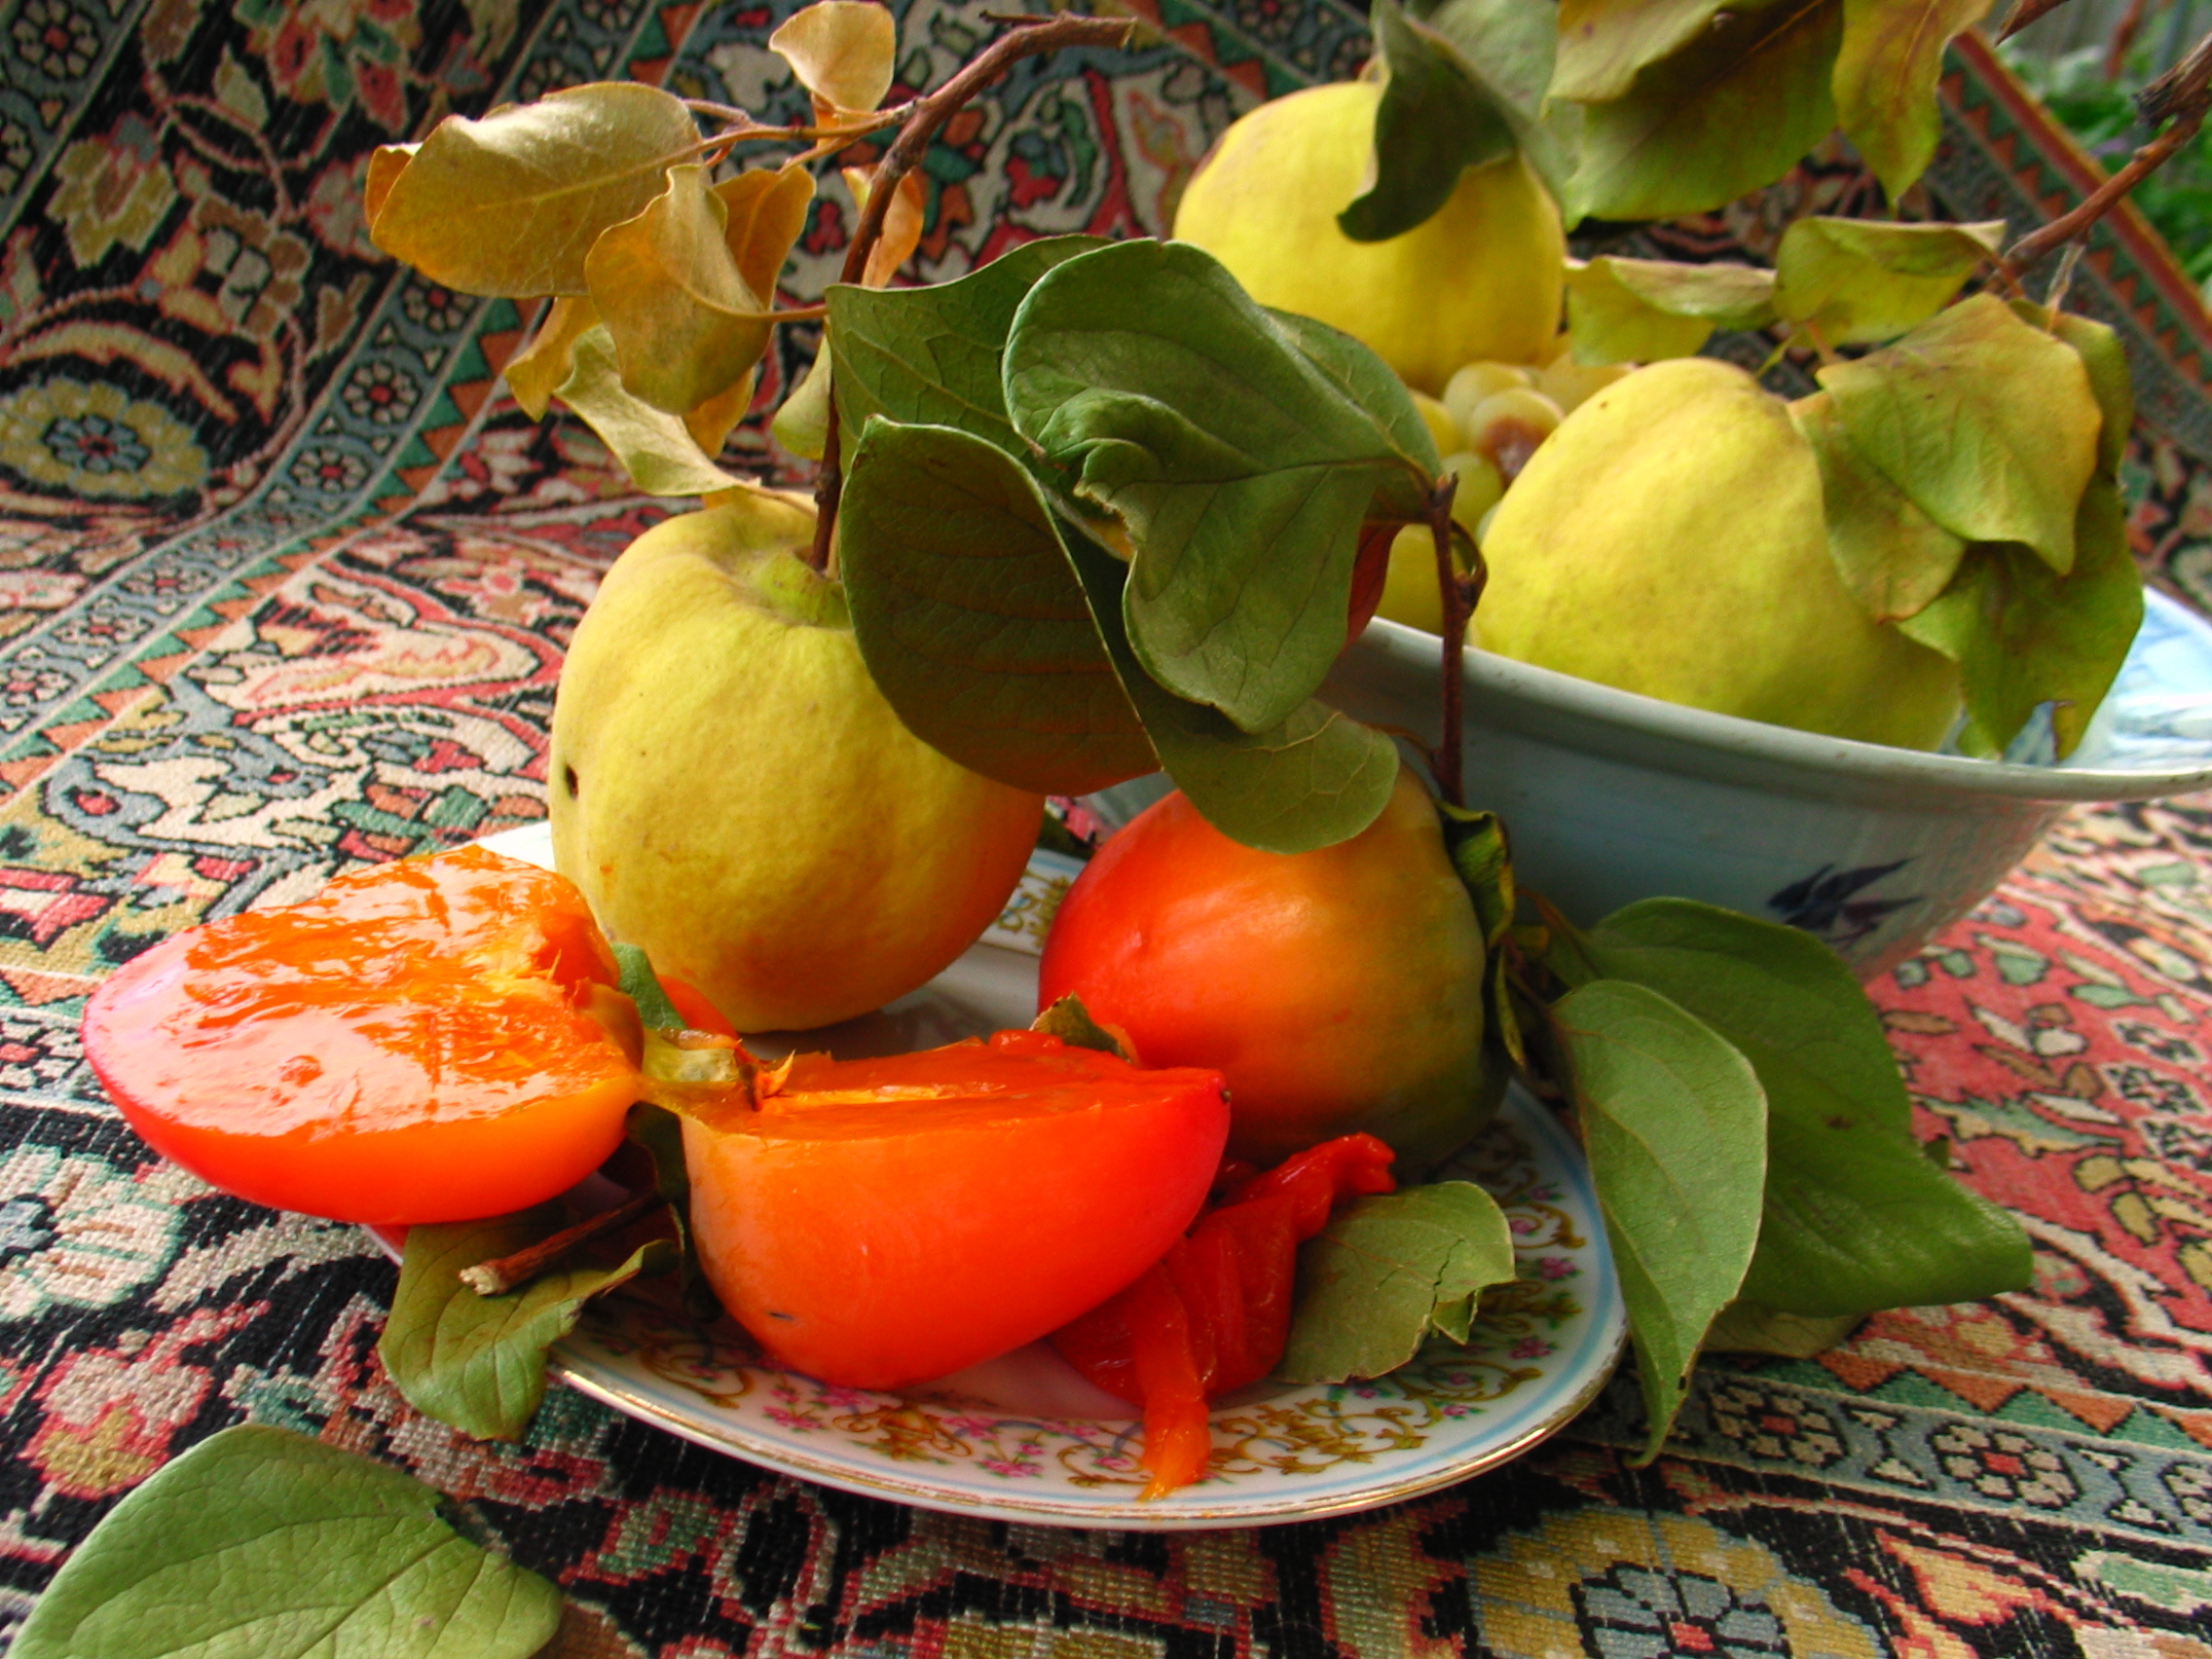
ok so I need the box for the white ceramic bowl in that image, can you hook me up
[1314,605,2212,978]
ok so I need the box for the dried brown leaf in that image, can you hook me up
[583,163,777,415]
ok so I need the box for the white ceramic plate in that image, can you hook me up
[419,825,1626,1530]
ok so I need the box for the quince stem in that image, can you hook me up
[806,11,1138,573]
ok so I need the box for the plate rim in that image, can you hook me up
[446,824,1627,1528]
[538,1085,1626,1529]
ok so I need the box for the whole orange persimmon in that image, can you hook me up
[1038,765,1492,1171]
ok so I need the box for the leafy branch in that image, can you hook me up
[807,11,1136,572]
[2005,24,2212,276]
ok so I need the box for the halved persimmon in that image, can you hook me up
[682,1029,1230,1389]
[83,846,645,1226]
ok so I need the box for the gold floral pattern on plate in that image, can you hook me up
[554,1086,1625,1530]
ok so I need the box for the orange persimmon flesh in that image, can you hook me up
[83,846,644,1226]
[682,1029,1230,1390]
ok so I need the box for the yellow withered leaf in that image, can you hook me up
[555,324,752,498]
[584,164,779,417]
[769,0,897,114]
[841,165,925,287]
[716,164,816,302]
[364,144,417,225]
[505,296,601,421]
[1564,256,1777,365]
[685,367,758,457]
[1820,295,2099,575]
[369,83,701,297]
[1774,217,2005,348]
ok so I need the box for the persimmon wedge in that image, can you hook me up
[83,847,645,1226]
[682,1030,1230,1389]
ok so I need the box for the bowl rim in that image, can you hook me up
[1356,618,2212,806]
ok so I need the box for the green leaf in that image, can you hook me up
[1265,309,1443,482]
[838,419,1157,795]
[606,942,709,1307]
[827,236,1109,458]
[380,1208,671,1441]
[1833,0,1997,203]
[369,82,702,296]
[554,324,749,497]
[1565,256,1779,364]
[1818,294,2101,573]
[771,346,833,461]
[2046,308,2134,476]
[1581,897,1909,1135]
[1552,978,1765,1460]
[613,940,683,1031]
[10,1424,561,1659]
[1005,240,1434,733]
[1061,525,1397,853]
[1898,482,2145,756]
[1791,388,1969,622]
[1705,1303,1862,1358]
[1344,0,1575,239]
[583,163,776,415]
[1423,0,1584,203]
[620,1100,715,1315]
[1342,0,1514,243]
[1440,805,1515,951]
[1580,899,2031,1317]
[1552,0,1731,102]
[1032,994,1135,1060]
[1740,1088,2032,1314]
[1568,0,1845,224]
[1773,216,2004,346]
[1276,1182,1517,1383]
[1439,803,1523,1066]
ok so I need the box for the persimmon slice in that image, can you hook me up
[682,1029,1229,1389]
[83,847,644,1226]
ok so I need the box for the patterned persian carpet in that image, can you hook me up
[5,1,2212,1653]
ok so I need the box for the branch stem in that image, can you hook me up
[460,1189,664,1296]
[2006,29,2212,276]
[806,11,1135,572]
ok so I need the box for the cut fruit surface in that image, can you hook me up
[682,1029,1230,1389]
[83,847,644,1225]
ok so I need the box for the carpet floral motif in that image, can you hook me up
[1,1,2211,1654]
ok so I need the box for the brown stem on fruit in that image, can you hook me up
[2006,29,2212,276]
[807,11,1137,574]
[460,1189,664,1296]
[1430,477,1469,811]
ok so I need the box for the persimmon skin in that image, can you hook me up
[682,1031,1229,1390]
[83,847,643,1226]
[1038,767,1491,1172]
